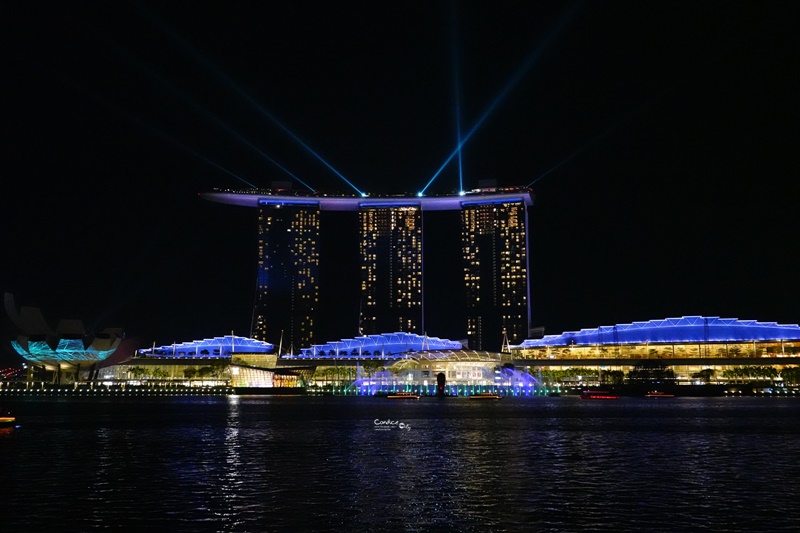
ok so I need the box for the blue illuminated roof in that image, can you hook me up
[200,187,533,212]
[138,335,274,358]
[12,337,122,365]
[514,316,800,348]
[5,293,124,366]
[299,332,462,357]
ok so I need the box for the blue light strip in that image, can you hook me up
[515,316,800,348]
[299,332,462,358]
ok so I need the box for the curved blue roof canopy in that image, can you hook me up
[300,332,462,357]
[514,316,800,348]
[138,335,274,358]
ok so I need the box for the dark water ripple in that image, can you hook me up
[2,396,800,532]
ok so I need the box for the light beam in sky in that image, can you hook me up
[53,66,258,189]
[420,2,582,195]
[139,5,362,196]
[451,0,465,194]
[528,81,679,188]
[133,60,316,192]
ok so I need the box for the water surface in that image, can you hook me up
[2,395,799,532]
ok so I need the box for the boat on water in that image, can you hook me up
[645,391,675,398]
[469,392,504,399]
[580,390,620,400]
[387,391,420,399]
[0,408,16,428]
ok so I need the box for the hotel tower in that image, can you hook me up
[201,186,533,352]
[359,205,423,336]
[462,199,531,351]
[251,200,320,352]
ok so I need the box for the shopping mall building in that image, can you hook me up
[86,316,800,396]
[5,286,799,395]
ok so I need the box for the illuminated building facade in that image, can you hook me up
[511,316,800,360]
[508,316,800,391]
[97,334,311,388]
[359,205,422,335]
[461,198,530,351]
[201,187,534,351]
[4,293,124,384]
[252,201,320,352]
[27,317,798,395]
[297,331,461,357]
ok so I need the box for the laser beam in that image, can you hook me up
[139,5,362,196]
[147,73,316,192]
[52,68,257,189]
[107,40,315,192]
[420,2,582,194]
[451,0,465,194]
[528,82,679,188]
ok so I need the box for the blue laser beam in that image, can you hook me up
[60,33,264,189]
[53,68,258,189]
[139,118,258,189]
[11,57,259,326]
[230,93,363,196]
[420,2,582,194]
[105,38,315,192]
[112,107,258,187]
[138,5,362,196]
[451,0,465,194]
[527,82,679,188]
[145,66,315,192]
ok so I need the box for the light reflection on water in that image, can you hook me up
[2,396,800,532]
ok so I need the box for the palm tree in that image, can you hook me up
[692,368,715,384]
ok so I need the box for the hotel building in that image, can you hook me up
[462,198,530,351]
[359,205,423,336]
[251,201,320,352]
[200,186,534,352]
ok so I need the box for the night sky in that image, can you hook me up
[2,1,799,364]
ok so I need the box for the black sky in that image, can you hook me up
[2,1,799,364]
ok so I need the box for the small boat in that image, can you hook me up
[0,408,16,428]
[645,391,675,398]
[469,392,503,399]
[580,390,620,400]
[387,391,420,399]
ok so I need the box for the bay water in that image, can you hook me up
[2,395,799,532]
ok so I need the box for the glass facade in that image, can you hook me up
[359,206,423,335]
[202,188,534,351]
[512,316,800,357]
[252,202,320,352]
[509,316,800,386]
[461,199,530,351]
